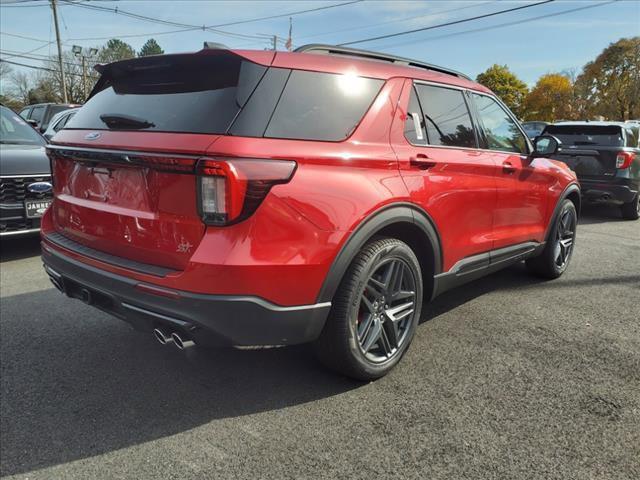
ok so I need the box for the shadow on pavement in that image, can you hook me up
[1,263,548,476]
[0,235,42,263]
[0,287,361,476]
[2,235,634,476]
[578,203,627,225]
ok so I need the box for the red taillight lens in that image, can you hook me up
[196,158,296,226]
[615,151,635,169]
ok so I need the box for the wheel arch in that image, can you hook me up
[545,183,581,241]
[316,203,442,304]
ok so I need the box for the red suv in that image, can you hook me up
[41,45,580,380]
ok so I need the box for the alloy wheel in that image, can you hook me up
[356,258,417,363]
[553,208,576,269]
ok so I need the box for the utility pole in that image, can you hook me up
[272,35,277,51]
[73,45,98,101]
[81,56,86,99]
[50,0,68,103]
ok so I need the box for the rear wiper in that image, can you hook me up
[99,113,155,130]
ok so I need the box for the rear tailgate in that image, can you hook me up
[545,124,624,181]
[553,147,620,180]
[47,49,274,271]
[48,133,215,271]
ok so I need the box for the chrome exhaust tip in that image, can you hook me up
[153,328,173,345]
[171,332,195,350]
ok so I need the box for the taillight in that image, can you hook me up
[196,158,296,226]
[615,151,635,169]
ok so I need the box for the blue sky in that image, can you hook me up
[1,0,639,86]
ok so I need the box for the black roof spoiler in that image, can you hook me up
[294,44,471,81]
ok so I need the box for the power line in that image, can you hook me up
[0,58,84,76]
[0,1,52,8]
[338,0,555,46]
[294,0,498,43]
[0,43,55,60]
[59,0,275,42]
[207,0,364,28]
[0,49,99,67]
[375,0,619,50]
[0,31,55,43]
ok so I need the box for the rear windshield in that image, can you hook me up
[67,52,267,134]
[67,52,384,141]
[543,125,624,147]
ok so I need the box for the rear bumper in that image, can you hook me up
[42,242,331,347]
[580,179,638,204]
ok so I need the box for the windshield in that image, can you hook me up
[544,125,624,147]
[522,123,546,137]
[0,106,46,146]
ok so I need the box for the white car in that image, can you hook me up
[43,108,78,141]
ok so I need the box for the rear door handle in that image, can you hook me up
[410,154,436,170]
[502,161,516,174]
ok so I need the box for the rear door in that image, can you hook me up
[393,81,497,271]
[470,93,551,248]
[48,50,272,271]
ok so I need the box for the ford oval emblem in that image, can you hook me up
[27,181,53,194]
[85,132,101,140]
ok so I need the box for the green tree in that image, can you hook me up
[476,64,529,118]
[138,38,164,57]
[574,36,640,120]
[98,38,136,64]
[522,73,574,122]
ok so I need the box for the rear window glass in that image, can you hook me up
[264,70,384,141]
[67,53,267,134]
[543,125,624,147]
[415,84,476,149]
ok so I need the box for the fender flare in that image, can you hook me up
[544,183,581,241]
[316,203,442,304]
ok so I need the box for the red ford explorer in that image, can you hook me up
[41,44,580,379]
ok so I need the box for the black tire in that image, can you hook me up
[620,193,640,220]
[314,237,423,381]
[526,199,577,279]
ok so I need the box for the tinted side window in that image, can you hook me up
[30,106,45,123]
[265,70,384,141]
[472,94,527,154]
[415,84,476,149]
[54,112,73,131]
[404,86,426,145]
[229,67,291,137]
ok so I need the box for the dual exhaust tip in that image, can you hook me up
[153,328,195,350]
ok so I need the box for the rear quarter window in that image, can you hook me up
[264,70,384,141]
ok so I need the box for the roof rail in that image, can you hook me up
[294,44,471,81]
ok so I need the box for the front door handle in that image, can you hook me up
[502,161,516,174]
[410,154,436,170]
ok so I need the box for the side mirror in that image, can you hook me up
[532,134,561,158]
[26,119,39,129]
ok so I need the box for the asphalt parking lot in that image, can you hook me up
[0,205,638,480]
